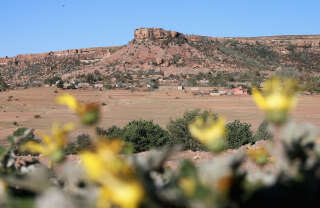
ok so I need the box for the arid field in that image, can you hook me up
[1,87,320,145]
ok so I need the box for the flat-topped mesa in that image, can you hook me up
[134,27,184,40]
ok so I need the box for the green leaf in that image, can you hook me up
[7,197,35,208]
[7,136,15,146]
[179,160,197,178]
[0,146,9,160]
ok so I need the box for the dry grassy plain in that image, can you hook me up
[0,87,320,145]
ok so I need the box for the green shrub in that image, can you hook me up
[76,134,92,151]
[65,134,92,154]
[97,121,169,153]
[149,79,159,89]
[44,76,62,86]
[56,80,64,89]
[252,120,273,143]
[104,84,113,89]
[0,77,8,92]
[167,110,214,151]
[226,120,253,149]
[64,141,78,155]
[122,120,170,153]
[86,73,97,84]
[277,67,300,79]
[96,126,123,139]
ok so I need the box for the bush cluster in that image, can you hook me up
[95,110,258,153]
[98,120,170,153]
[10,111,260,156]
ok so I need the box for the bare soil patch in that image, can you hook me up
[1,87,319,145]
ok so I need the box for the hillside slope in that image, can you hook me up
[1,28,320,86]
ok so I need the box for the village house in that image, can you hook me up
[77,82,90,88]
[210,92,221,96]
[197,79,209,85]
[218,90,226,95]
[94,83,104,89]
[233,87,248,95]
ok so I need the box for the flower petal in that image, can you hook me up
[56,94,80,112]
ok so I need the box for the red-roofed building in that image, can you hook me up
[233,87,248,95]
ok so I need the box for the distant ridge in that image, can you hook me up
[0,27,320,85]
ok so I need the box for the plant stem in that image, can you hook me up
[273,125,287,173]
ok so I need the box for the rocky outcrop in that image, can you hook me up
[0,47,117,66]
[134,28,182,40]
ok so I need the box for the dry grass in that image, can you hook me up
[1,87,319,144]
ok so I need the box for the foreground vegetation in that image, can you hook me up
[0,77,319,208]
[10,109,269,155]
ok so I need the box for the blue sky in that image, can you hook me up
[1,0,320,57]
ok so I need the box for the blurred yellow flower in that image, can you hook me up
[21,123,74,164]
[98,180,144,208]
[247,147,271,166]
[80,140,144,208]
[56,94,100,125]
[252,77,298,125]
[189,116,227,152]
[179,177,196,196]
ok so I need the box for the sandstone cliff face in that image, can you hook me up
[134,28,181,40]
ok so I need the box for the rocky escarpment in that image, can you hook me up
[0,46,120,84]
[1,27,320,86]
[134,28,183,40]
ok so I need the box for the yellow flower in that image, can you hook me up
[80,140,144,208]
[56,94,100,125]
[189,116,227,153]
[179,177,196,196]
[247,147,271,166]
[252,77,298,125]
[21,123,74,163]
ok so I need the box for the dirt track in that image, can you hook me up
[0,87,319,144]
